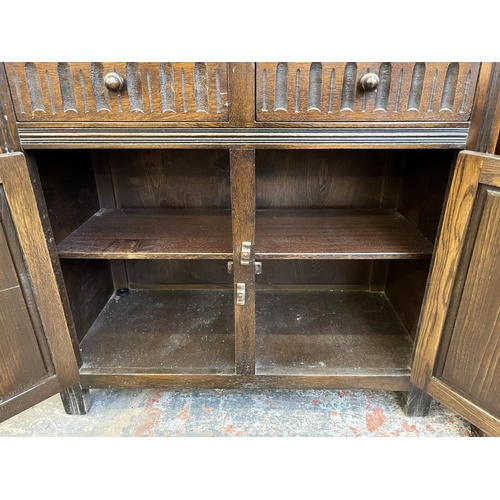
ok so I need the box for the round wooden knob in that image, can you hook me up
[104,72,125,92]
[358,73,379,92]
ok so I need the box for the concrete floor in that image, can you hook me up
[0,388,471,437]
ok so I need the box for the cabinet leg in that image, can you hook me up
[402,384,432,417]
[60,384,91,415]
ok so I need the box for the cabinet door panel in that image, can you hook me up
[412,151,500,435]
[440,186,500,415]
[0,217,49,397]
[0,152,79,423]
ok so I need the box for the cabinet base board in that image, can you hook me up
[79,373,411,391]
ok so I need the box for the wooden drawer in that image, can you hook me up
[5,62,229,122]
[256,62,480,122]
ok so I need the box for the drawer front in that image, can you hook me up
[5,62,229,122]
[256,62,480,122]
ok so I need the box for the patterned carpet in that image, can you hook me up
[0,388,471,437]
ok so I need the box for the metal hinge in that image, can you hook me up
[241,241,251,265]
[236,283,246,305]
[227,261,262,275]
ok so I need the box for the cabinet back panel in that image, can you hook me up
[127,260,372,287]
[127,260,232,286]
[256,150,398,209]
[256,260,371,286]
[35,150,100,244]
[107,150,231,209]
[104,149,231,288]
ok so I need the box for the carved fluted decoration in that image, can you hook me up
[5,63,229,122]
[256,62,480,122]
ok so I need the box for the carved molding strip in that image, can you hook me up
[18,126,469,148]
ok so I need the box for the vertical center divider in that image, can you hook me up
[230,148,256,375]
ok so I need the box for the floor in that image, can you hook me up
[0,388,472,437]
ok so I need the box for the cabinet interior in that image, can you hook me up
[31,147,455,382]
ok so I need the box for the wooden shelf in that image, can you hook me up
[256,290,413,378]
[79,289,235,375]
[255,209,433,259]
[57,209,233,259]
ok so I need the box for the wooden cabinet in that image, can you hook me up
[0,62,499,436]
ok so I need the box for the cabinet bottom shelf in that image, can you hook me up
[256,290,413,377]
[80,289,235,375]
[79,289,412,390]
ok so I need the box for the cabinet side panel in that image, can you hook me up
[36,150,100,244]
[61,260,114,342]
[397,150,455,242]
[385,260,430,339]
[386,150,454,337]
[440,187,500,417]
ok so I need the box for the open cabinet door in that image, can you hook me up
[412,150,500,436]
[0,152,79,423]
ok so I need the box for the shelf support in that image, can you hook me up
[230,149,256,375]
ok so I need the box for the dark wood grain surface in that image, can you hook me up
[5,63,229,122]
[90,149,129,289]
[80,289,235,375]
[396,149,454,242]
[440,187,500,417]
[24,152,83,366]
[411,151,500,435]
[0,192,47,398]
[0,64,21,153]
[231,149,256,375]
[411,151,484,389]
[127,260,232,286]
[427,378,500,436]
[256,290,412,377]
[0,153,79,422]
[255,209,433,259]
[466,63,500,153]
[256,149,392,209]
[36,150,100,244]
[0,155,79,385]
[385,260,431,339]
[108,149,230,209]
[80,373,410,391]
[257,62,480,123]
[60,260,114,342]
[228,63,255,127]
[57,208,233,259]
[256,260,372,286]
